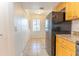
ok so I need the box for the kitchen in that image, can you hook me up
[0,2,79,56]
[46,2,79,56]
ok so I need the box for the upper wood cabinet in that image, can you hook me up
[66,2,79,20]
[72,3,79,19]
[65,2,73,20]
[54,2,79,21]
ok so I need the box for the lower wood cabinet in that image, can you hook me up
[56,37,62,56]
[56,35,76,56]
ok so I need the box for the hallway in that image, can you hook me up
[14,2,57,56]
[23,38,48,56]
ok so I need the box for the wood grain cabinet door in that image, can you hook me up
[66,2,74,20]
[56,35,76,56]
[56,36,62,56]
[62,47,72,56]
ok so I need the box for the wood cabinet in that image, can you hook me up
[72,3,79,19]
[54,2,79,20]
[65,2,79,20]
[56,36,63,56]
[62,47,71,56]
[56,35,76,56]
[65,2,73,20]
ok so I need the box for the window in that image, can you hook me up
[45,19,49,31]
[33,19,40,31]
[15,16,29,32]
[21,19,28,31]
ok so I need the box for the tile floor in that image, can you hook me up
[23,38,49,56]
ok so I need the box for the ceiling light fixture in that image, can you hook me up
[34,7,44,14]
[34,9,44,14]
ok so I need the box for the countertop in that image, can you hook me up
[56,34,79,43]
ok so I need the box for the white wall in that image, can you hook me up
[14,4,31,55]
[14,3,50,55]
[14,16,30,55]
[0,2,16,55]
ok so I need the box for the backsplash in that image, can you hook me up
[71,20,79,37]
[54,21,72,34]
[72,31,79,36]
[72,20,79,32]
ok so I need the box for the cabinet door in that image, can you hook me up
[62,47,72,56]
[62,46,72,56]
[66,2,79,20]
[73,3,79,19]
[62,38,76,56]
[56,36,62,56]
[66,2,74,20]
[56,42,62,56]
[56,38,59,56]
[56,35,76,56]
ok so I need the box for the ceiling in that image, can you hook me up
[14,2,59,16]
[15,2,59,10]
